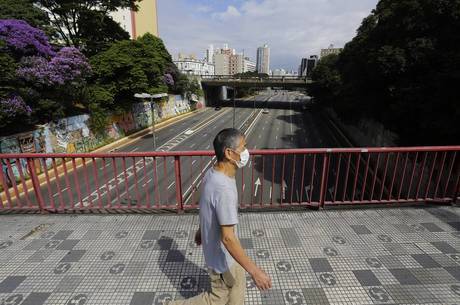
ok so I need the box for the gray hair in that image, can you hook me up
[213,128,244,162]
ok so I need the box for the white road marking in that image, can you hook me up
[190,143,196,148]
[275,136,278,140]
[167,181,175,190]
[99,163,110,170]
[254,178,261,196]
[131,147,139,152]
[269,186,272,199]
[192,160,197,165]
[206,144,210,149]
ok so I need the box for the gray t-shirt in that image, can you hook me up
[199,168,238,273]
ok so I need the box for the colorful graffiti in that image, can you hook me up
[0,95,195,182]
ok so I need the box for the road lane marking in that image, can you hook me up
[190,143,196,148]
[192,160,197,165]
[99,163,110,170]
[167,181,175,190]
[131,148,139,152]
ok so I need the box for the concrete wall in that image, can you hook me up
[0,95,197,182]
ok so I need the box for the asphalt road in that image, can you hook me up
[7,91,366,210]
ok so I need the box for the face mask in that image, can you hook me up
[233,148,250,168]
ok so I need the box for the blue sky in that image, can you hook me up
[157,0,379,71]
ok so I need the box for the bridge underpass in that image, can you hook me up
[201,75,311,107]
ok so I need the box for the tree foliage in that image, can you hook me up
[0,20,91,131]
[34,0,140,55]
[310,0,460,145]
[0,0,51,32]
[89,33,173,111]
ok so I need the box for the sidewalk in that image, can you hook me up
[0,206,459,305]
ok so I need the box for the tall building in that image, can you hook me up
[306,55,318,77]
[320,44,342,58]
[214,53,230,75]
[299,58,308,76]
[300,55,318,76]
[206,45,214,64]
[243,57,257,73]
[256,44,270,74]
[110,0,159,39]
[229,54,244,75]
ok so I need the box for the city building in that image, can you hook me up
[229,54,244,75]
[299,58,308,76]
[306,55,318,77]
[214,53,230,75]
[110,0,159,39]
[256,44,270,74]
[243,57,257,73]
[320,44,342,58]
[300,55,318,76]
[272,69,286,76]
[174,54,214,76]
[206,45,214,64]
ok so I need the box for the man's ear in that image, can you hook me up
[224,148,232,161]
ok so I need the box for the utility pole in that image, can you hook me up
[150,97,156,150]
[233,88,236,128]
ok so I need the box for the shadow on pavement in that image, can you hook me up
[158,237,211,299]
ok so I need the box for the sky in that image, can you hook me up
[157,0,379,71]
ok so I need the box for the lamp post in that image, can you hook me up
[134,93,168,151]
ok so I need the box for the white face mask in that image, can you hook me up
[233,148,250,168]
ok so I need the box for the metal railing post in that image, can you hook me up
[174,156,184,213]
[27,158,46,213]
[319,152,331,209]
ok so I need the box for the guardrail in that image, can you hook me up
[1,147,458,213]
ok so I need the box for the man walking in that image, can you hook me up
[167,128,271,305]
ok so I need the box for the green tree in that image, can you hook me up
[89,33,173,113]
[34,0,140,55]
[0,0,50,31]
[310,0,460,145]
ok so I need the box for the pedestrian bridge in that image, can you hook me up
[1,147,458,213]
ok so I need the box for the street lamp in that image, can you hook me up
[134,93,168,150]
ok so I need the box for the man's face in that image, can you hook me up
[226,136,247,162]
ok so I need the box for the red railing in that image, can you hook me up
[0,146,459,212]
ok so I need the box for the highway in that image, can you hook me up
[6,91,362,210]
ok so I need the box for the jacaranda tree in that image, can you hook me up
[0,19,91,132]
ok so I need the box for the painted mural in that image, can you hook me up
[0,95,195,183]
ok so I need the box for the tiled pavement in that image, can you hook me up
[0,206,459,305]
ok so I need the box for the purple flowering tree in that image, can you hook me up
[17,47,92,86]
[0,95,32,120]
[0,19,55,57]
[0,20,92,129]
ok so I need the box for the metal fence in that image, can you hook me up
[1,147,459,212]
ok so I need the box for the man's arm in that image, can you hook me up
[221,225,272,290]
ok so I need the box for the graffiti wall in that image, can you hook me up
[0,95,193,182]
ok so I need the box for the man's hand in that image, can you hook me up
[251,268,272,291]
[194,228,201,246]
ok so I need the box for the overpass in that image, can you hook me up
[201,75,313,88]
[200,75,313,106]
